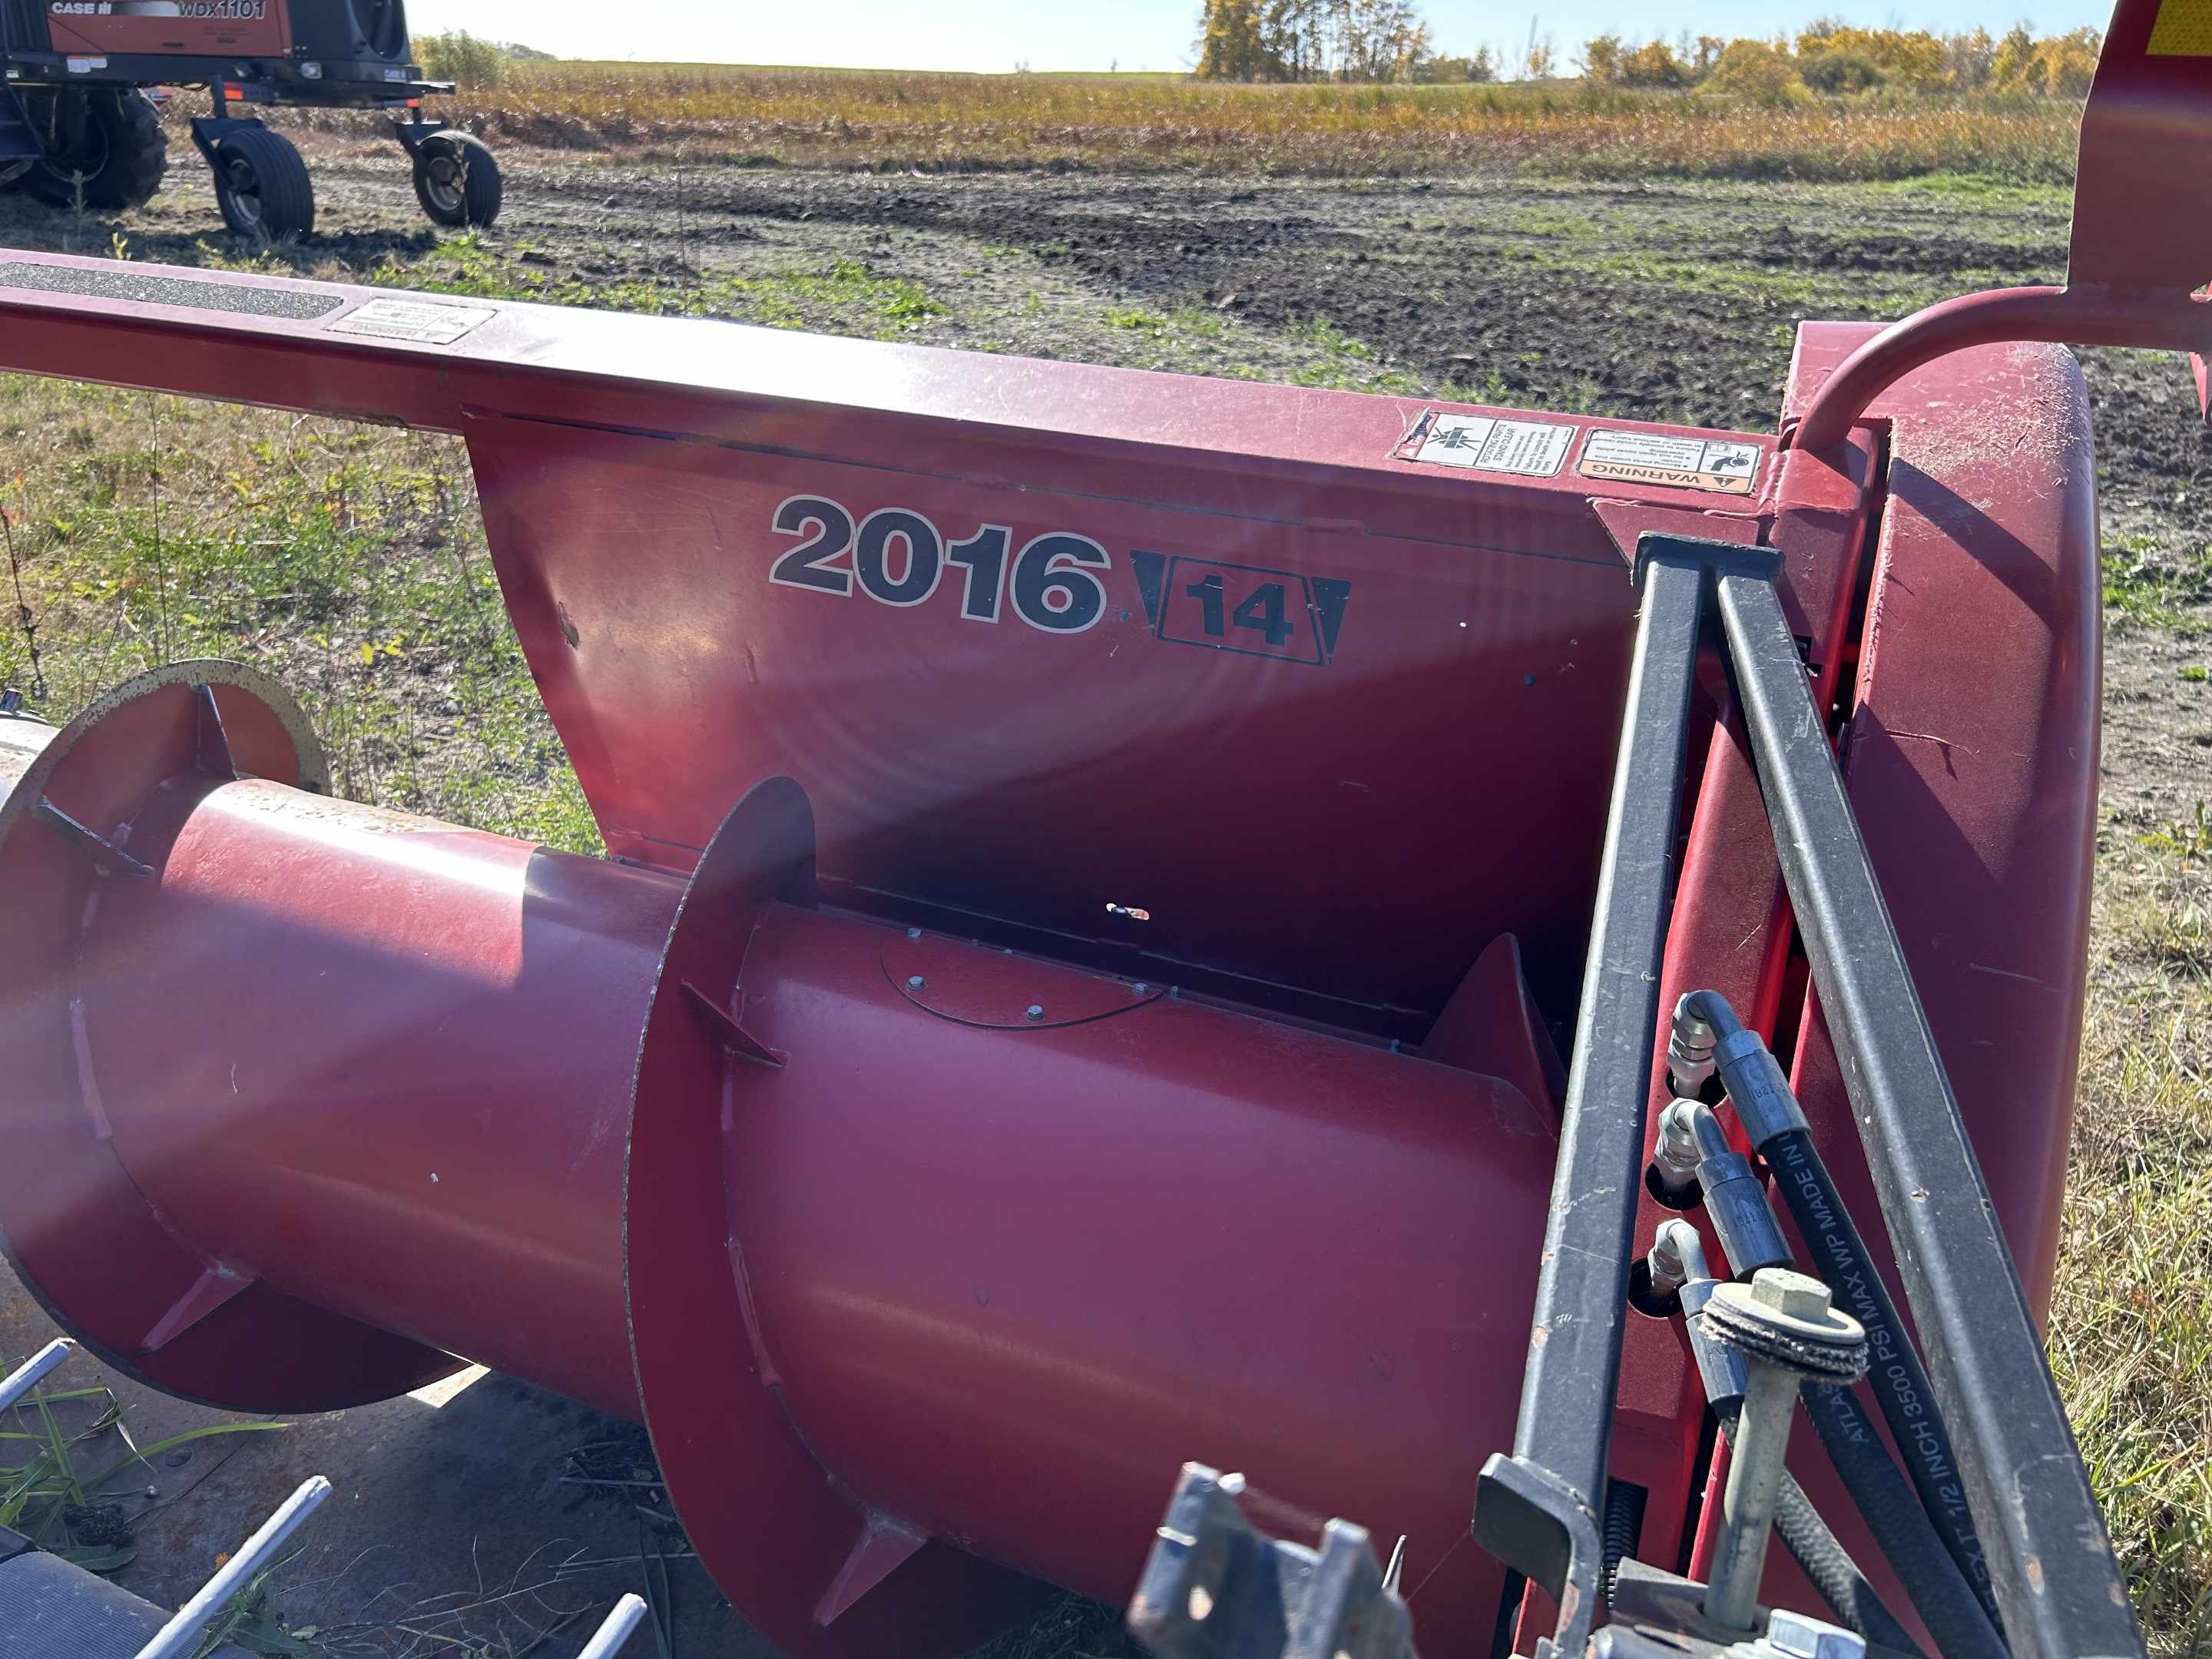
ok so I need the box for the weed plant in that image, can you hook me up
[0,1359,281,1575]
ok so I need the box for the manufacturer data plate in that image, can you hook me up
[1396,411,1577,478]
[1577,429,1762,495]
[326,297,497,346]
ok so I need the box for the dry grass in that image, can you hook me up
[2055,825,2212,1656]
[266,65,2084,181]
[0,379,598,852]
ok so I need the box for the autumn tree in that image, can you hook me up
[1197,0,1276,78]
[1194,0,1435,83]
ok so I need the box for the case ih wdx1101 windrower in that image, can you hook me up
[0,0,498,238]
[0,3,2200,1657]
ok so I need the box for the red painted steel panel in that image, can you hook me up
[721,901,1558,1650]
[463,413,1644,1034]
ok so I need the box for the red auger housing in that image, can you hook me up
[0,8,2201,1658]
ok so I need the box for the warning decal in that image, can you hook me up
[1577,429,1762,495]
[2150,0,2212,55]
[1396,411,1576,478]
[327,297,496,346]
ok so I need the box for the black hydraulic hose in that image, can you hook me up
[1773,1468,1923,1657]
[1803,1383,2008,1659]
[1763,1124,2000,1629]
[1678,989,2003,1634]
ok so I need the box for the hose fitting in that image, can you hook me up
[1670,1099,1791,1279]
[1650,1219,1748,1416]
[1650,1097,1706,1205]
[1667,991,1727,1093]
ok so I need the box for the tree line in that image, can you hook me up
[1194,3,2104,96]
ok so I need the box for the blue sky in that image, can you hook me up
[404,0,2119,73]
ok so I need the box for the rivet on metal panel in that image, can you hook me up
[1025,1005,1045,1022]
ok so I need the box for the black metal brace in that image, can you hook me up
[1710,554,2139,1659]
[1472,534,2140,1659]
[1472,538,1750,1659]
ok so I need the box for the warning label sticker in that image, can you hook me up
[1577,429,1762,495]
[2149,0,2212,56]
[327,297,496,346]
[1396,411,1576,478]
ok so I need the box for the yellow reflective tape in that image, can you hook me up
[2150,0,2212,57]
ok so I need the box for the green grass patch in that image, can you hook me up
[0,376,599,853]
[2104,535,2212,631]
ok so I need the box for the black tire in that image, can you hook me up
[19,88,166,211]
[210,127,314,240]
[410,131,502,228]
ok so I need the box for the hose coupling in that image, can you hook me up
[1714,1027,1810,1147]
[1667,992,1725,1093]
[1698,1269,1869,1633]
[1650,1220,1748,1417]
[1646,1217,1702,1298]
[1673,1099,1791,1278]
[1649,1097,1706,1204]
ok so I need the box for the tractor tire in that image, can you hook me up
[19,88,166,211]
[410,131,502,228]
[210,127,314,241]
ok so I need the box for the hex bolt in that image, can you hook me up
[1699,1268,1868,1632]
[907,975,926,991]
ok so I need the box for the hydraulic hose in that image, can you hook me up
[1802,1383,2008,1659]
[1773,1467,1922,1657]
[1674,990,2003,1634]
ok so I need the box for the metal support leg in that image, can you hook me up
[1714,567,2141,1659]
[1474,548,1712,1659]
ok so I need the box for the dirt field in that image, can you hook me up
[4,136,2210,1654]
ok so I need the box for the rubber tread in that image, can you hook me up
[21,89,165,210]
[411,131,502,228]
[212,127,314,240]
